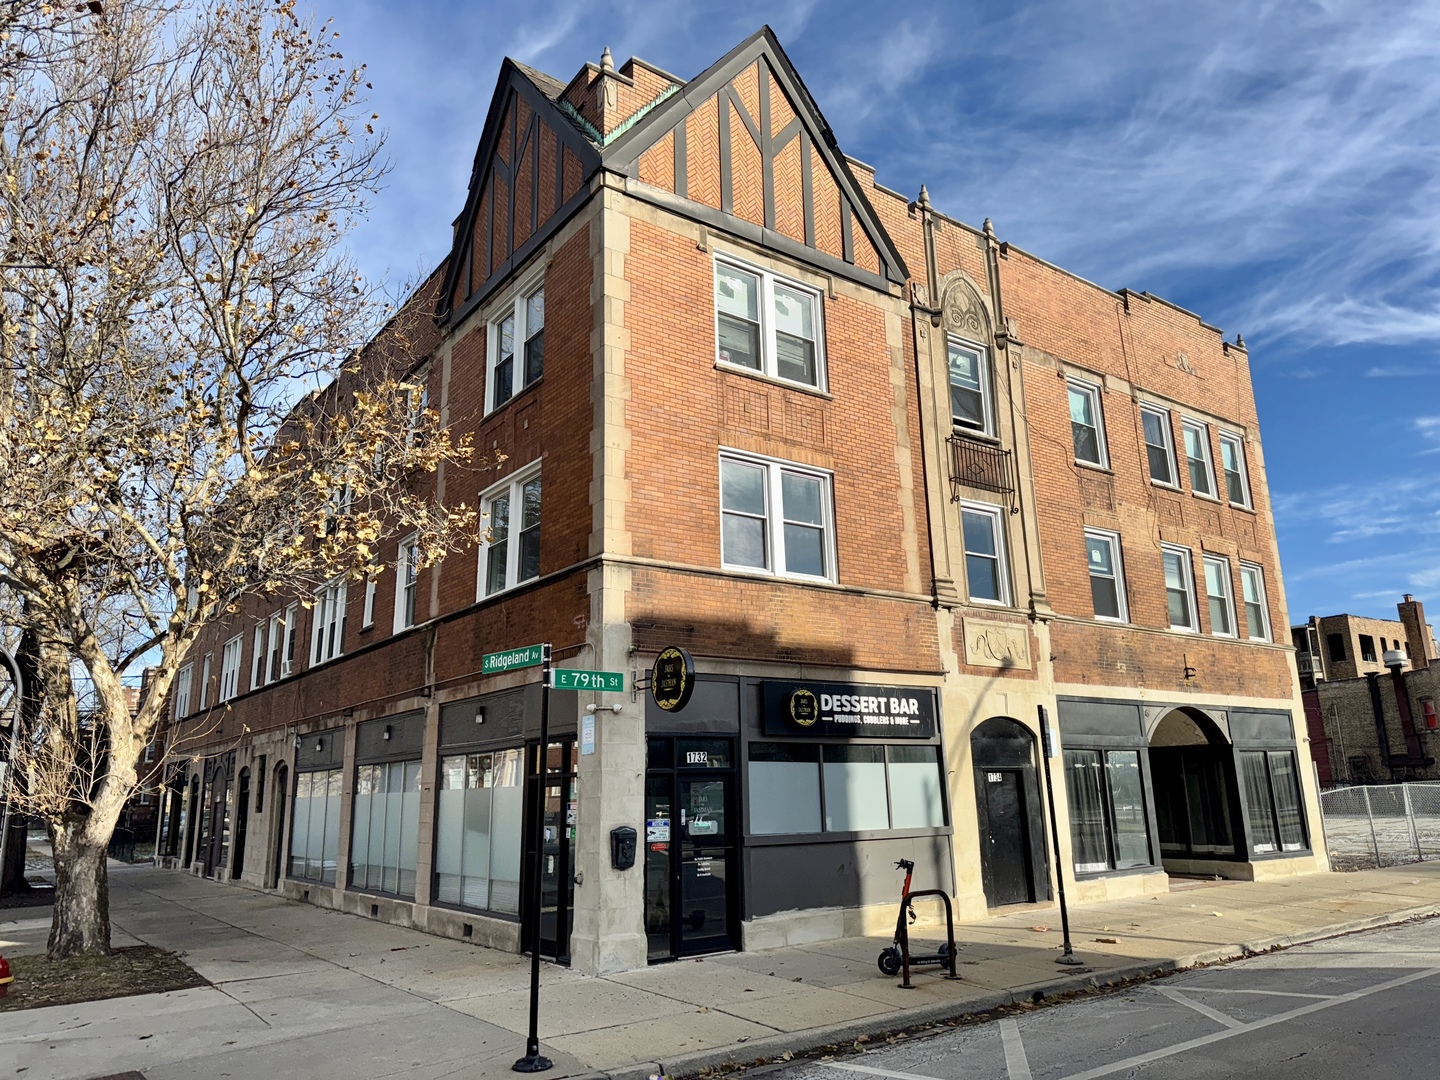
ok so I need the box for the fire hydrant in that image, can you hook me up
[0,954,11,1000]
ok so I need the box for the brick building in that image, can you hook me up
[1297,595,1440,786]
[153,28,1324,975]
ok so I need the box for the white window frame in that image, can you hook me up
[1161,544,1199,633]
[1141,405,1179,488]
[718,449,837,582]
[174,663,193,720]
[959,500,1011,606]
[1218,431,1251,509]
[1181,418,1217,498]
[403,364,431,449]
[393,534,419,633]
[1240,561,1271,642]
[198,652,212,709]
[1084,528,1128,622]
[282,601,299,676]
[362,570,378,629]
[311,577,346,666]
[1202,554,1237,638]
[713,254,828,391]
[219,636,242,702]
[947,336,995,437]
[250,623,265,691]
[486,278,546,414]
[264,610,283,683]
[477,463,543,599]
[1067,378,1108,468]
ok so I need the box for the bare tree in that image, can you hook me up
[0,0,484,957]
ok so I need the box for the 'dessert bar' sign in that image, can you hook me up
[761,680,937,739]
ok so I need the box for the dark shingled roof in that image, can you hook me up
[511,59,566,102]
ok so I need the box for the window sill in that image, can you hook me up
[718,563,838,587]
[1168,624,1199,634]
[967,596,1012,608]
[474,575,542,605]
[1150,478,1182,492]
[1093,615,1130,625]
[1227,501,1256,515]
[1190,491,1222,504]
[714,359,832,400]
[1074,459,1111,474]
[481,374,544,421]
[952,425,999,445]
[359,622,375,634]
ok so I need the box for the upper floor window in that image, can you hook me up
[265,603,298,682]
[362,566,378,629]
[1181,418,1215,497]
[714,258,824,389]
[174,663,193,720]
[1219,432,1251,508]
[1327,632,1346,662]
[405,367,430,447]
[948,339,993,436]
[311,577,346,666]
[219,635,242,702]
[719,451,834,581]
[1141,406,1177,486]
[250,623,265,691]
[1239,562,1270,642]
[490,284,544,412]
[1202,555,1236,637]
[1162,544,1197,632]
[481,468,542,597]
[960,501,1009,605]
[394,536,419,632]
[1085,529,1127,622]
[198,652,212,709]
[1068,379,1107,467]
[1359,634,1377,663]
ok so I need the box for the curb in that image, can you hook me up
[596,902,1440,1080]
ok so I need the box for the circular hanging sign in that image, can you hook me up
[650,646,696,713]
[787,687,819,728]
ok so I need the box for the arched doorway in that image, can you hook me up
[231,767,251,880]
[269,762,289,889]
[971,717,1050,907]
[1147,709,1240,865]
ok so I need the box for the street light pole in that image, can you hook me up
[513,642,553,1073]
[1038,705,1083,966]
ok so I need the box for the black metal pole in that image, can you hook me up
[1039,705,1083,966]
[514,644,554,1073]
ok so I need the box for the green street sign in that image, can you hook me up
[551,669,624,692]
[481,644,545,675]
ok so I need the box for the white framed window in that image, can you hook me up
[250,623,265,691]
[362,568,378,629]
[311,577,346,665]
[1068,379,1107,467]
[1240,562,1270,642]
[1219,432,1251,508]
[488,282,544,412]
[1161,544,1198,632]
[960,501,1009,605]
[394,535,419,632]
[1084,529,1127,622]
[1203,555,1236,637]
[1141,406,1177,487]
[197,652,212,709]
[948,338,994,436]
[174,663,193,720]
[219,637,242,702]
[480,467,542,597]
[404,366,430,447]
[719,451,835,581]
[1181,418,1216,497]
[714,257,825,389]
[282,602,298,676]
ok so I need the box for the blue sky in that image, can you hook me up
[329,0,1440,626]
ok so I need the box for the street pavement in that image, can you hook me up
[777,917,1440,1079]
[3,862,1440,1079]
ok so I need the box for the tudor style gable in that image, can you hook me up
[440,61,602,324]
[604,28,907,290]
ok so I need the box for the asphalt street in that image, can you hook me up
[776,917,1440,1080]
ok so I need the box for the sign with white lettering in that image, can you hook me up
[761,681,937,739]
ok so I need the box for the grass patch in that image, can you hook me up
[0,945,208,1011]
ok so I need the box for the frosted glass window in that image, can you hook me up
[350,760,420,899]
[434,749,523,914]
[748,744,821,835]
[822,745,890,832]
[887,745,945,828]
[289,768,341,884]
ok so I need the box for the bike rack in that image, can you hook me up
[896,888,961,988]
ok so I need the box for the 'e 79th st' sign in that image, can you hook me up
[761,681,937,739]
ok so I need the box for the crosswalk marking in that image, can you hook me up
[1155,985,1243,1028]
[1000,1018,1033,1080]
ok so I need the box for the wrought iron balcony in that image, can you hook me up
[947,432,1016,509]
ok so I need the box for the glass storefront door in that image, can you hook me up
[644,737,738,962]
[523,739,576,963]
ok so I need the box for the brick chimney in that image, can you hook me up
[1398,594,1434,670]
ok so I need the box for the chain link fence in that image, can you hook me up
[1320,783,1440,870]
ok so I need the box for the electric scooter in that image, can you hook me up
[876,858,959,980]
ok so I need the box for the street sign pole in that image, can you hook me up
[514,642,554,1073]
[1038,705,1083,967]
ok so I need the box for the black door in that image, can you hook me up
[231,770,250,880]
[523,739,576,963]
[271,765,288,888]
[979,769,1035,906]
[644,737,738,962]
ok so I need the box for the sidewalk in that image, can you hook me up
[4,862,1440,1080]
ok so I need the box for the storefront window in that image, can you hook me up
[350,760,422,898]
[749,743,945,835]
[434,750,525,914]
[1064,748,1152,874]
[289,769,341,884]
[1239,750,1307,854]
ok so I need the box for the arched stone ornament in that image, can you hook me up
[938,271,994,343]
[1143,704,1231,742]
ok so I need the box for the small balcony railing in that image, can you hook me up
[947,433,1016,510]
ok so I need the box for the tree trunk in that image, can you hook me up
[47,819,112,958]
